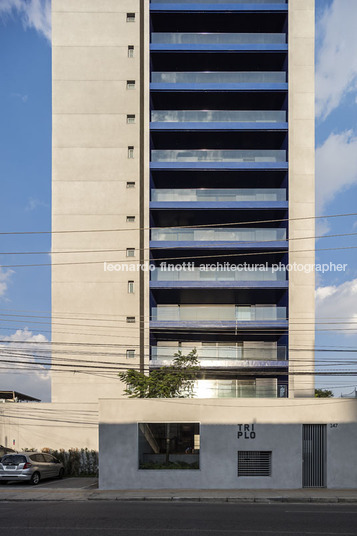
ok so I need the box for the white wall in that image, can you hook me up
[0,403,98,451]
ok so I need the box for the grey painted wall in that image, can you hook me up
[100,422,357,490]
[98,398,357,490]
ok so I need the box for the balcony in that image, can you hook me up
[150,0,288,13]
[151,110,286,123]
[151,227,286,242]
[151,32,287,52]
[151,0,287,3]
[150,110,287,131]
[150,149,288,170]
[193,378,284,399]
[150,226,287,250]
[152,305,286,322]
[152,32,286,45]
[151,188,286,202]
[150,266,287,288]
[152,71,286,84]
[151,344,287,368]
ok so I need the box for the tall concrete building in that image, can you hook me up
[51,0,315,403]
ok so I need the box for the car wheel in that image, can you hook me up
[58,468,64,480]
[30,472,40,485]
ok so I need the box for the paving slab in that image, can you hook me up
[1,485,357,503]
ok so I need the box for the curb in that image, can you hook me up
[1,494,357,503]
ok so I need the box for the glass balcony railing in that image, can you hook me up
[151,305,287,322]
[152,33,286,45]
[151,150,286,163]
[151,188,286,202]
[151,266,287,282]
[151,345,287,365]
[151,110,286,123]
[152,71,286,84]
[151,227,286,242]
[151,0,287,4]
[193,379,281,399]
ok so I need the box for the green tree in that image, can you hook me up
[315,388,334,398]
[118,349,199,398]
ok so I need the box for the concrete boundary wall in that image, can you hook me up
[0,403,98,451]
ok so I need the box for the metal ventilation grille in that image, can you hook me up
[238,451,272,477]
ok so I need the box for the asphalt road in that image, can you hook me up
[0,501,357,536]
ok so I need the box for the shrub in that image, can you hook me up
[41,448,98,477]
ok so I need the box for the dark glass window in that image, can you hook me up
[1,455,27,465]
[30,453,45,462]
[138,423,200,470]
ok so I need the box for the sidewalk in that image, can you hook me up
[1,480,357,503]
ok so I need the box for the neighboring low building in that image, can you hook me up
[0,391,40,403]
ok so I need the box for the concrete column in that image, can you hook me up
[288,0,315,397]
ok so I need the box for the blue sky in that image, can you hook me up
[1,0,357,400]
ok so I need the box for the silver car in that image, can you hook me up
[0,452,64,485]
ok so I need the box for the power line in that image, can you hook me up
[0,242,355,268]
[0,309,354,323]
[1,228,357,258]
[1,229,356,257]
[1,209,354,236]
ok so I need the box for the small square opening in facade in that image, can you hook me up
[127,114,136,124]
[126,13,135,22]
[128,280,134,293]
[126,349,135,359]
[126,316,136,323]
[128,46,134,58]
[127,80,136,90]
[126,248,135,257]
[126,181,136,188]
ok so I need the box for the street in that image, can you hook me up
[0,501,356,536]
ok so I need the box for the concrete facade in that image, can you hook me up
[51,0,316,405]
[288,0,315,397]
[51,0,149,403]
[99,398,357,490]
[0,0,318,458]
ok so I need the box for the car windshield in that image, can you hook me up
[1,455,26,465]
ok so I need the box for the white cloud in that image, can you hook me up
[0,0,51,42]
[0,267,14,300]
[315,218,331,238]
[0,328,51,401]
[316,129,357,213]
[316,279,357,324]
[26,197,49,211]
[316,0,357,120]
[11,92,28,103]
